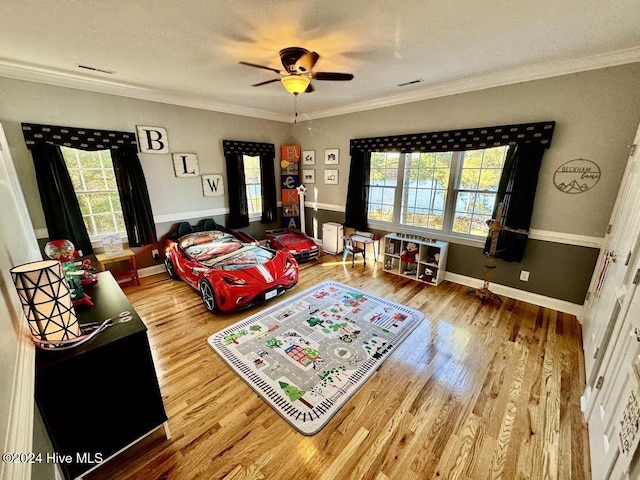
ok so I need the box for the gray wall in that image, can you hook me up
[0,77,292,267]
[1,64,640,303]
[292,63,640,304]
[292,63,640,237]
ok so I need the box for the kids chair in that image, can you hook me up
[342,235,366,267]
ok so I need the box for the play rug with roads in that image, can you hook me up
[207,280,424,434]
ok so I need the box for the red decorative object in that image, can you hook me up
[265,228,319,263]
[164,230,298,312]
[400,242,418,263]
[45,239,94,307]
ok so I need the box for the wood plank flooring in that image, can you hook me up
[87,255,591,480]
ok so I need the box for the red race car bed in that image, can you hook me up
[165,230,298,312]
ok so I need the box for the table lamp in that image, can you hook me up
[10,260,106,350]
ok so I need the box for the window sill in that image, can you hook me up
[367,220,486,249]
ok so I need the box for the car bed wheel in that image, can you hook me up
[200,280,216,312]
[164,257,180,280]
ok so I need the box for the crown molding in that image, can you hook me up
[3,46,639,123]
[0,59,290,123]
[300,45,640,121]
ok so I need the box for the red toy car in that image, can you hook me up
[165,230,298,312]
[265,228,319,262]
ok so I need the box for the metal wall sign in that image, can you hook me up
[553,158,601,193]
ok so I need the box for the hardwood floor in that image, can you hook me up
[87,255,591,480]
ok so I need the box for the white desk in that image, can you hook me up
[350,233,381,261]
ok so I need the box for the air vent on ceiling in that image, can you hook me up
[397,79,423,87]
[76,64,115,75]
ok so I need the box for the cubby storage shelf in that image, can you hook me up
[382,233,448,286]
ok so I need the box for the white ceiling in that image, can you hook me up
[1,0,639,123]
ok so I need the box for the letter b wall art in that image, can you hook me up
[136,125,169,154]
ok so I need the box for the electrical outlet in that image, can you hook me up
[152,249,159,259]
[520,270,530,281]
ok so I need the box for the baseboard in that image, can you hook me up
[444,272,583,317]
[139,264,167,278]
[138,264,583,316]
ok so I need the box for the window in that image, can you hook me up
[368,146,507,238]
[401,151,453,230]
[368,152,400,222]
[61,147,125,238]
[453,147,507,236]
[243,154,262,216]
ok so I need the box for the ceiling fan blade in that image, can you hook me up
[313,72,354,81]
[305,83,315,93]
[239,61,282,74]
[295,51,320,73]
[251,78,281,87]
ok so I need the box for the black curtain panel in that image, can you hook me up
[484,142,547,262]
[260,153,278,223]
[111,147,157,246]
[223,140,277,228]
[344,150,371,231]
[224,152,250,228]
[22,123,156,248]
[29,143,93,254]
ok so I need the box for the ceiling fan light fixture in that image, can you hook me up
[281,75,310,95]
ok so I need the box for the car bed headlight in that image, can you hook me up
[223,276,247,286]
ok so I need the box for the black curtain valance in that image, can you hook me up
[349,121,555,155]
[22,123,137,151]
[223,140,275,158]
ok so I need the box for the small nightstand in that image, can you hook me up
[95,248,139,286]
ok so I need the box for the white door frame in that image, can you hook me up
[0,123,40,480]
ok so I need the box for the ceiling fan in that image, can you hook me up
[239,47,354,95]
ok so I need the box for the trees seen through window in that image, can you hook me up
[368,146,507,238]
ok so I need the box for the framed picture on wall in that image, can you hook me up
[324,169,338,185]
[302,150,316,165]
[324,148,339,165]
[302,169,315,184]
